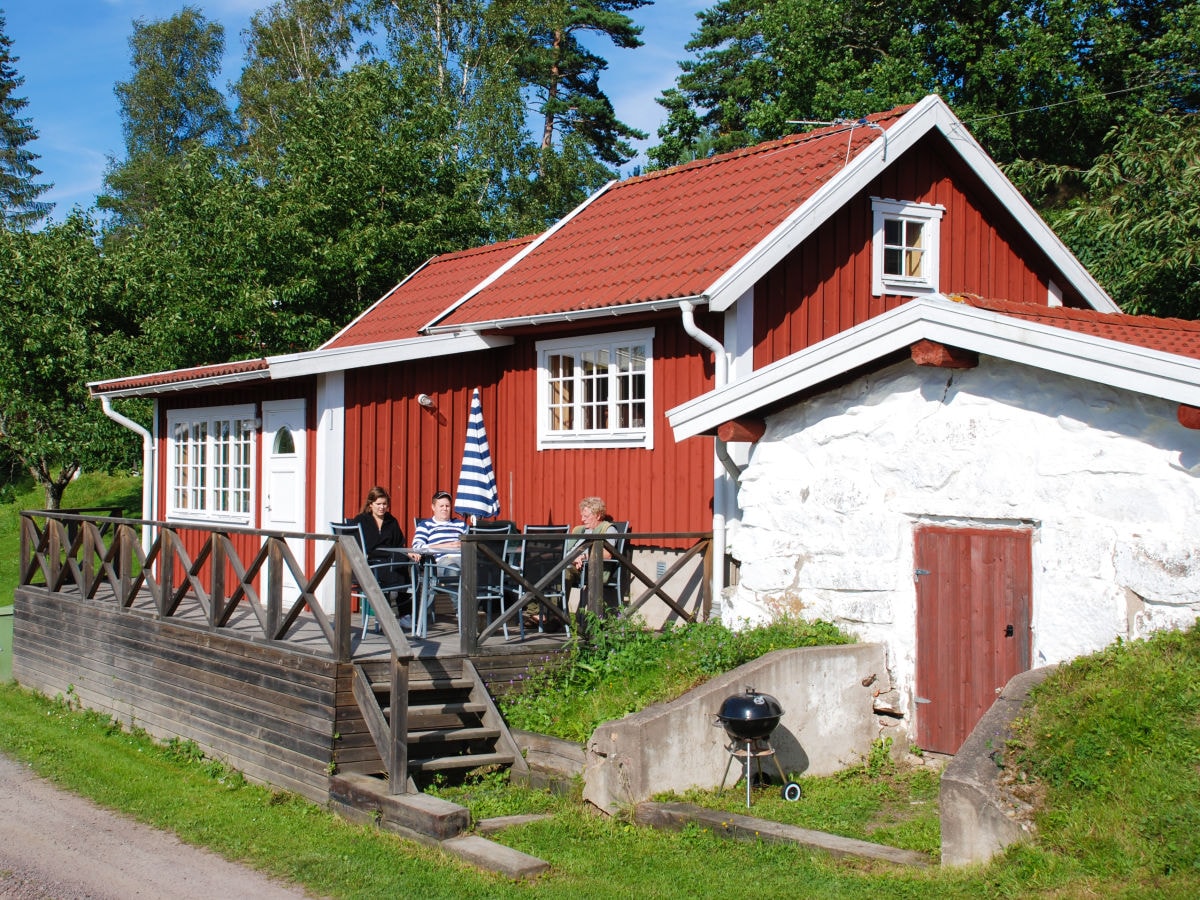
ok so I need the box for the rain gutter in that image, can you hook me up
[99,395,155,550]
[678,299,741,611]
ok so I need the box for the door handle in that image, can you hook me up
[1005,624,1014,637]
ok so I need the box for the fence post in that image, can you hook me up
[458,538,478,655]
[585,537,604,619]
[210,535,226,626]
[158,527,175,615]
[267,537,283,639]
[118,523,133,604]
[334,541,352,661]
[388,656,410,794]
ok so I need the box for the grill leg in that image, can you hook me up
[744,741,753,808]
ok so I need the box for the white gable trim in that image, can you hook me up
[704,96,1118,315]
[668,295,1200,440]
[268,332,511,379]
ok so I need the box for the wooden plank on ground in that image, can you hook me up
[634,802,930,868]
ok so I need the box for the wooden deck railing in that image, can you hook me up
[18,510,414,662]
[19,510,417,793]
[459,531,712,655]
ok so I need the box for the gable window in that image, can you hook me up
[537,328,654,449]
[166,404,256,523]
[871,198,945,296]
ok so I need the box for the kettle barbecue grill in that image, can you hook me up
[714,687,802,806]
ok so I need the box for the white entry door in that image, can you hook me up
[260,400,307,598]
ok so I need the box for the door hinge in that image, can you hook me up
[913,568,930,581]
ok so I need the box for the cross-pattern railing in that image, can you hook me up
[458,531,712,654]
[18,510,415,792]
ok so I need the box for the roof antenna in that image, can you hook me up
[857,117,887,161]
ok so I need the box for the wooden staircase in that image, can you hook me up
[339,655,528,789]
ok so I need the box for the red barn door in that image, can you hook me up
[913,525,1032,754]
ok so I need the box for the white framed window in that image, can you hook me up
[166,404,256,523]
[536,328,654,449]
[871,198,945,296]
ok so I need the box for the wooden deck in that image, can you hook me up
[12,511,707,804]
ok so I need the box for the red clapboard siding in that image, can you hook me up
[754,133,1083,368]
[342,315,716,538]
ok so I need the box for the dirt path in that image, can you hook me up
[0,753,318,899]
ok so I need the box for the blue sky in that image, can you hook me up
[5,1,706,222]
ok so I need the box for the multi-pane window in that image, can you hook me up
[538,329,653,448]
[872,198,945,296]
[167,405,255,522]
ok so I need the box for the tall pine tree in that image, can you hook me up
[0,12,51,228]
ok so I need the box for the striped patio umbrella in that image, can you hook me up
[454,387,501,520]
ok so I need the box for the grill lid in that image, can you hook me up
[716,687,783,740]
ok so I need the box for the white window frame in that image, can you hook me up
[165,404,257,525]
[871,198,945,296]
[536,328,654,449]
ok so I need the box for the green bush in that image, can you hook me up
[499,614,850,741]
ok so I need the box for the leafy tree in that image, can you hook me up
[111,61,491,371]
[649,0,1200,180]
[0,214,137,508]
[103,6,238,224]
[508,0,649,227]
[1015,112,1200,319]
[235,0,365,158]
[0,12,51,227]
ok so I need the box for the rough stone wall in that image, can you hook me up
[727,356,1200,719]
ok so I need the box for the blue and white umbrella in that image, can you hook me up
[455,387,501,520]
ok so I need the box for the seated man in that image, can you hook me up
[412,490,466,568]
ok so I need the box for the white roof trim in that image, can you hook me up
[424,295,706,333]
[90,367,272,399]
[268,331,512,379]
[668,295,1200,440]
[704,95,1119,315]
[91,332,512,398]
[420,180,619,334]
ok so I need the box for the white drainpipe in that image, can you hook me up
[679,300,738,612]
[99,395,155,550]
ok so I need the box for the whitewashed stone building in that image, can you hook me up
[670,294,1200,752]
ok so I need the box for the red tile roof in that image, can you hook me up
[959,295,1200,361]
[323,236,534,349]
[89,358,270,395]
[431,109,911,329]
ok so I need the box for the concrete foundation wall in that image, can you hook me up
[582,644,886,813]
[940,665,1052,866]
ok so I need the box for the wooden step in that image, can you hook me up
[408,677,474,692]
[408,726,500,744]
[408,751,515,773]
[408,701,486,717]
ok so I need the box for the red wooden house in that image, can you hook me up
[90,95,1118,614]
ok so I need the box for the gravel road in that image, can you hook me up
[0,753,317,899]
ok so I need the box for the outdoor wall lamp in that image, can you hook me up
[417,394,437,409]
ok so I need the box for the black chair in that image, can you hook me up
[330,522,417,638]
[572,521,630,615]
[515,524,571,636]
[469,522,517,638]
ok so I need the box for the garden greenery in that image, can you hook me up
[499,613,850,741]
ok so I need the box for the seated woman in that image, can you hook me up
[349,486,410,616]
[564,496,617,613]
[412,490,466,567]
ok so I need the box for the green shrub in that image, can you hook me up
[499,614,850,741]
